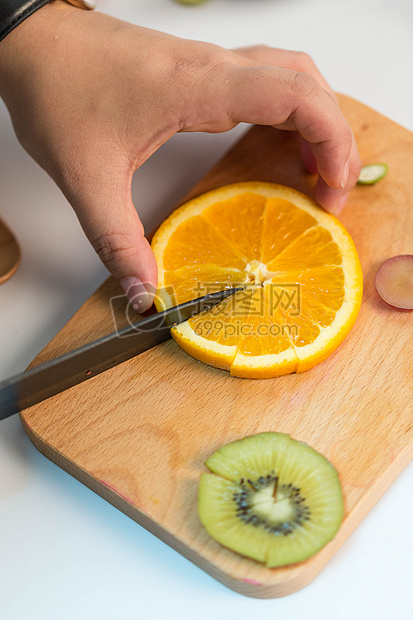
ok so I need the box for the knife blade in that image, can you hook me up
[0,287,242,421]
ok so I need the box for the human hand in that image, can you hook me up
[0,2,361,310]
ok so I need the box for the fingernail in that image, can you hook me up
[120,277,152,313]
[341,159,350,189]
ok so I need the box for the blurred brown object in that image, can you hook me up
[0,217,20,284]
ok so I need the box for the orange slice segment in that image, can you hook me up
[230,285,299,378]
[260,197,317,263]
[163,266,245,307]
[162,215,246,272]
[203,192,266,262]
[151,182,363,378]
[176,288,254,370]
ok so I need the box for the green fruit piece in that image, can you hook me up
[198,432,344,568]
[357,163,388,185]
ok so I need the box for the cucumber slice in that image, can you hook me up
[357,163,388,185]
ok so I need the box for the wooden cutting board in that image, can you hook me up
[21,95,413,598]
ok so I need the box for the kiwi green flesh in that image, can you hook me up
[198,433,344,568]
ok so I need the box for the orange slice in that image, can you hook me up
[151,182,363,378]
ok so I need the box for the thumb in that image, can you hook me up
[69,172,158,313]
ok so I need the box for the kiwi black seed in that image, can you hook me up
[198,432,344,567]
[234,475,311,535]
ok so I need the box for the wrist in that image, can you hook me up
[0,0,52,43]
[0,2,82,99]
[0,0,95,43]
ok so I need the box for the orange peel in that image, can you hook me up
[151,182,363,378]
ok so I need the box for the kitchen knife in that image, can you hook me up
[0,287,242,421]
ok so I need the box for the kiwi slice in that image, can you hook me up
[198,433,344,567]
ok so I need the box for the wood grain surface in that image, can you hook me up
[21,95,413,598]
[0,217,20,284]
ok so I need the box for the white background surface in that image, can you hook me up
[1,1,412,618]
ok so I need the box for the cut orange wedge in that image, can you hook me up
[151,182,363,378]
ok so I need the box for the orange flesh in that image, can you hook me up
[152,184,363,377]
[162,193,346,350]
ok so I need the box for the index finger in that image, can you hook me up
[222,63,359,191]
[232,45,337,100]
